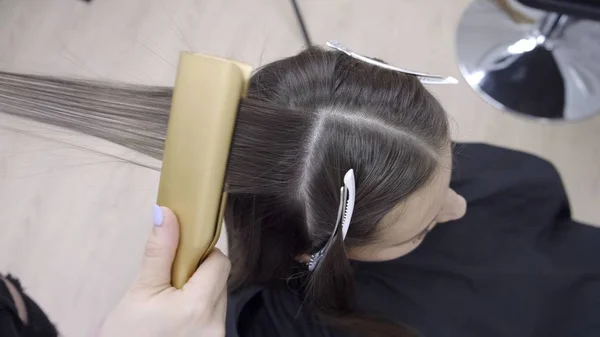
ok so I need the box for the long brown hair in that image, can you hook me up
[0,47,449,336]
[225,48,449,336]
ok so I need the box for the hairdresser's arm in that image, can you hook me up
[99,207,230,337]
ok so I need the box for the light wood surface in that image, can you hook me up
[0,0,599,335]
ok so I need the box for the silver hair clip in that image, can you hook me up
[326,40,459,85]
[308,169,356,271]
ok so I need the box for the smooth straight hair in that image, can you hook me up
[0,47,450,337]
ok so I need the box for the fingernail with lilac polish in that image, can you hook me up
[153,205,164,226]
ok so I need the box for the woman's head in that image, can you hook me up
[225,47,465,336]
[0,46,466,337]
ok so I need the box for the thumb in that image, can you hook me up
[134,205,179,290]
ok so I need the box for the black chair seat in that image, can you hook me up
[518,0,600,21]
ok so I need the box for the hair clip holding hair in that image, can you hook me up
[308,169,356,271]
[326,40,459,85]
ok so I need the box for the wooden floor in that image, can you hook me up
[0,0,599,335]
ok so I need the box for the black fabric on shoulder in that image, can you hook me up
[0,275,58,337]
[227,143,600,337]
[0,277,23,337]
[227,286,263,337]
[227,285,335,337]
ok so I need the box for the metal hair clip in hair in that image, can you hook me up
[326,40,459,85]
[308,169,356,271]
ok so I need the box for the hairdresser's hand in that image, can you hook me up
[98,206,231,337]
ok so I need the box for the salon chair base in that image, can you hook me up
[456,0,600,121]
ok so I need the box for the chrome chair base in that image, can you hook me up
[456,0,600,121]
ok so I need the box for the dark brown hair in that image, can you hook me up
[225,47,449,336]
[0,47,449,336]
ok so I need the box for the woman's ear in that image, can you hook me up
[436,189,467,223]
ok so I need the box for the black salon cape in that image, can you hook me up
[226,143,600,337]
